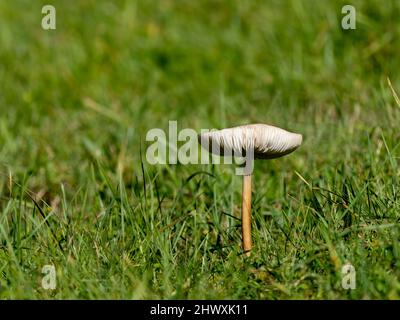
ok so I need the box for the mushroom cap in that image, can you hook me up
[199,123,302,159]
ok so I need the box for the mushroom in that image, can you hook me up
[199,123,302,256]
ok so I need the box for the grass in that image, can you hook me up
[1,0,400,299]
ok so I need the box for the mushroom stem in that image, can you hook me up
[241,174,252,257]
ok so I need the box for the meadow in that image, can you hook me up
[1,0,400,299]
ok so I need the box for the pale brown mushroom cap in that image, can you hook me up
[199,123,302,159]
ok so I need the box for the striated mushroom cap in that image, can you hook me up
[199,123,302,159]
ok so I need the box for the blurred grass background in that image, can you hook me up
[1,0,400,299]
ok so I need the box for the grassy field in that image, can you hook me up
[1,0,400,299]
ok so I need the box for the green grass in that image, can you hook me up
[1,0,400,299]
